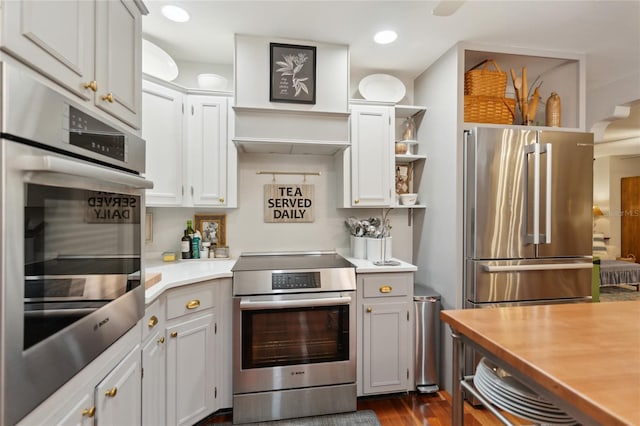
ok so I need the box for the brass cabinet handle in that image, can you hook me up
[148,315,158,328]
[101,92,114,103]
[366,307,373,313]
[379,285,393,293]
[105,387,117,397]
[83,80,98,92]
[82,406,96,417]
[158,336,165,344]
[354,199,359,204]
[186,299,200,309]
[219,197,225,203]
[170,331,178,338]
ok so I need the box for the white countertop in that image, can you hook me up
[144,254,417,304]
[342,256,418,273]
[145,258,236,304]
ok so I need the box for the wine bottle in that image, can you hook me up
[181,230,191,259]
[186,219,196,257]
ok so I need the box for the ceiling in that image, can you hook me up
[141,0,640,144]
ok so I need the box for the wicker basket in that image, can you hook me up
[464,59,507,97]
[464,95,516,124]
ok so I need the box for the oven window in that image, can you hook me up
[242,305,350,369]
[23,184,141,350]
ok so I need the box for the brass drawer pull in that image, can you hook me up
[82,406,96,417]
[148,315,158,328]
[105,387,117,398]
[186,299,201,309]
[101,92,114,103]
[158,336,165,344]
[83,80,98,92]
[366,307,373,313]
[170,331,178,338]
[379,285,393,293]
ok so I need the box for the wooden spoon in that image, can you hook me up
[510,68,522,118]
[521,67,528,124]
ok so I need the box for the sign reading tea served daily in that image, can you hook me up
[85,191,140,223]
[264,184,314,223]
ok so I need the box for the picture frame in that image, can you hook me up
[194,214,226,247]
[270,42,316,104]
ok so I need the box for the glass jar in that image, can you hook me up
[401,116,416,141]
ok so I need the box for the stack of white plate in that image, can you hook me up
[474,358,577,425]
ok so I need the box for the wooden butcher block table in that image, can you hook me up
[441,301,640,426]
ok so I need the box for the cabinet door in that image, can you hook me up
[362,300,410,394]
[142,329,166,426]
[142,80,185,206]
[187,96,228,206]
[94,0,142,128]
[38,390,94,426]
[350,105,394,207]
[1,0,95,99]
[95,344,142,426]
[166,313,216,426]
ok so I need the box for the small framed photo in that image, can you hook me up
[194,214,226,247]
[270,42,316,104]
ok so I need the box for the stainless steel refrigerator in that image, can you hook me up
[464,127,594,308]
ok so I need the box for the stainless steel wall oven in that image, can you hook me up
[232,251,357,424]
[0,62,152,425]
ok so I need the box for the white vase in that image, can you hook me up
[351,236,366,259]
[366,237,392,262]
[366,238,382,262]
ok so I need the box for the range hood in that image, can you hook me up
[233,106,351,155]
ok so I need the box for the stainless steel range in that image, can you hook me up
[231,251,356,424]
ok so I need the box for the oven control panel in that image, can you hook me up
[272,272,321,290]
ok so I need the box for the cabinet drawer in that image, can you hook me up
[143,298,165,341]
[361,273,413,298]
[166,283,215,320]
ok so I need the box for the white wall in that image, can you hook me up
[412,44,463,394]
[145,152,414,262]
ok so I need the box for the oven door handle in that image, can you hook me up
[17,155,154,189]
[239,295,352,310]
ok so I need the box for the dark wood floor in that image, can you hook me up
[199,391,527,425]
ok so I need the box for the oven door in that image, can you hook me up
[1,139,152,425]
[233,291,356,394]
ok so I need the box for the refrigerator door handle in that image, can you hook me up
[540,143,552,244]
[524,144,541,244]
[482,263,593,272]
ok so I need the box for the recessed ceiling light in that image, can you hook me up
[161,5,190,23]
[374,30,398,45]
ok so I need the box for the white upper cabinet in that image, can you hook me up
[1,0,144,129]
[187,95,229,207]
[347,103,394,207]
[94,0,143,128]
[143,79,237,208]
[143,80,185,206]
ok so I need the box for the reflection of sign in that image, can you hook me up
[264,184,314,223]
[85,191,139,223]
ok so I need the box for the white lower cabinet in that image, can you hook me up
[141,278,232,426]
[94,344,142,426]
[357,272,414,396]
[142,298,166,426]
[17,324,142,426]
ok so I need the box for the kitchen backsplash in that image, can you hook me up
[145,152,414,262]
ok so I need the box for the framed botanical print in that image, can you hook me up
[270,42,316,104]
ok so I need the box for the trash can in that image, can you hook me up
[414,283,440,393]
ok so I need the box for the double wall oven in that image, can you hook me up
[232,251,356,424]
[0,62,152,425]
